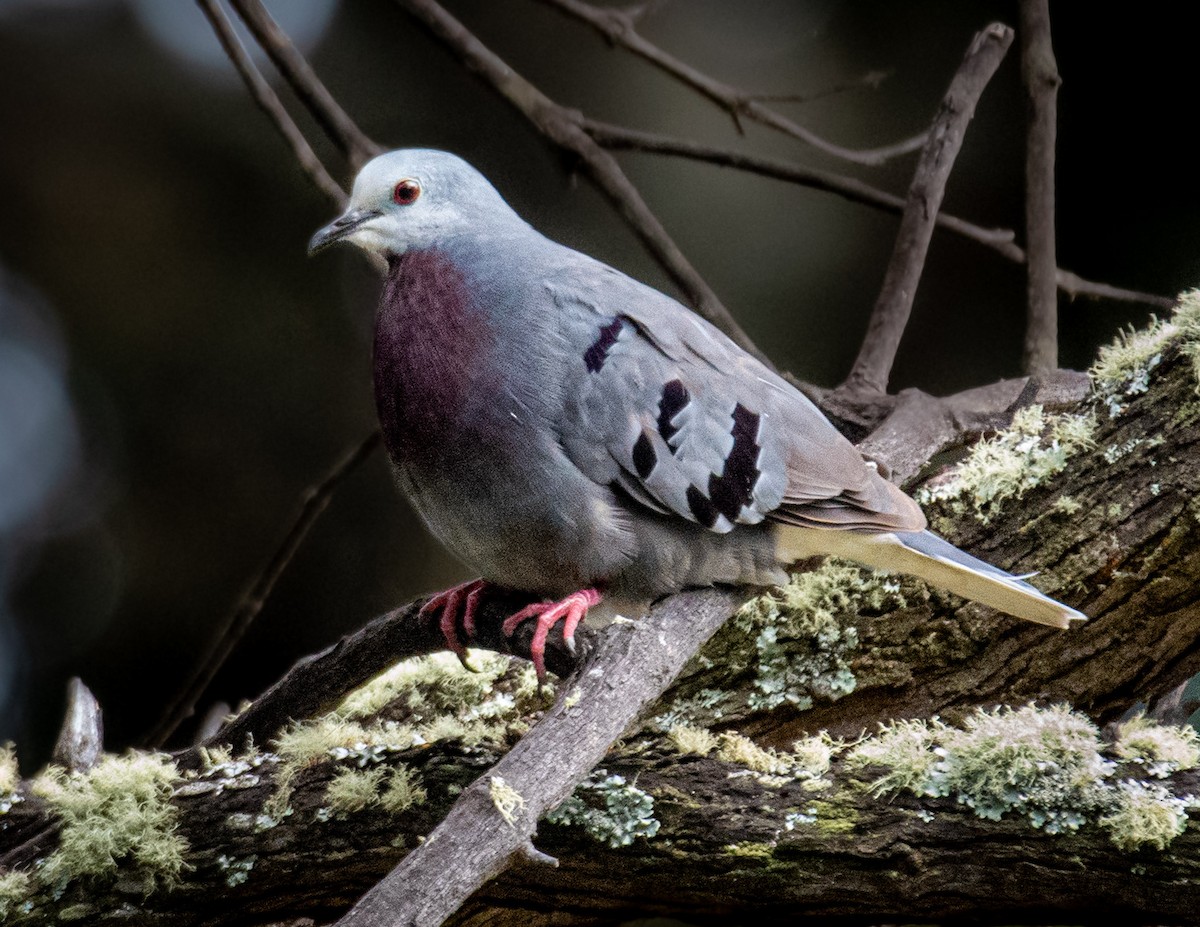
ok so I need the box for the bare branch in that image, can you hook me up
[392,0,769,364]
[197,0,347,207]
[842,24,1015,396]
[584,121,1173,311]
[227,0,381,171]
[538,0,925,166]
[1020,0,1062,374]
[146,431,382,749]
[334,589,742,927]
[747,68,894,104]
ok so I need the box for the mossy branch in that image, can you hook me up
[6,297,1200,924]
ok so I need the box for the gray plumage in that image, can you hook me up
[310,149,1084,631]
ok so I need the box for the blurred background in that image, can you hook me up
[1,0,1196,769]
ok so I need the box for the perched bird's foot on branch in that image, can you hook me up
[419,578,491,667]
[502,588,602,684]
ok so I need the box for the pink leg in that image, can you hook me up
[501,588,601,684]
[419,578,490,665]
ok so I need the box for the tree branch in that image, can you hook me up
[1020,0,1062,374]
[334,589,743,927]
[537,0,926,166]
[842,23,1014,396]
[583,119,1174,310]
[227,0,382,171]
[146,431,382,750]
[197,0,347,207]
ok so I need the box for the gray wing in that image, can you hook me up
[549,261,925,535]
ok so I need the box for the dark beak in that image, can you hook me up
[307,208,382,256]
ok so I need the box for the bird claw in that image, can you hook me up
[501,588,600,685]
[419,578,490,666]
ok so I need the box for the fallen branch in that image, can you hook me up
[334,589,743,927]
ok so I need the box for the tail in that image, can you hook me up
[776,526,1085,629]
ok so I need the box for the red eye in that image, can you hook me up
[393,179,421,205]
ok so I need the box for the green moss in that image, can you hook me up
[546,769,659,847]
[1051,496,1083,516]
[725,841,774,858]
[847,717,943,797]
[806,799,859,835]
[916,406,1096,523]
[0,869,33,920]
[32,752,187,893]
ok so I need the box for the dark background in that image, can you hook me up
[0,1,1195,769]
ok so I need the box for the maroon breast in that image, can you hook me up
[373,248,498,465]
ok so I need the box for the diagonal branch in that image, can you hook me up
[538,0,925,166]
[393,0,767,363]
[227,0,382,171]
[1020,0,1062,375]
[584,119,1174,309]
[197,0,347,207]
[148,431,382,750]
[333,589,742,927]
[841,23,1015,396]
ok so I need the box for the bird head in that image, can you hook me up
[307,149,524,262]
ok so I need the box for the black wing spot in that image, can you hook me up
[632,431,657,479]
[583,317,624,373]
[707,404,762,522]
[686,485,719,529]
[656,379,689,446]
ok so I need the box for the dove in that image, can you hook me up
[309,149,1084,681]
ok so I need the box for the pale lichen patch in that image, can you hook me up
[0,868,33,920]
[31,753,187,893]
[1113,713,1200,778]
[847,705,1198,851]
[0,742,17,795]
[545,770,659,847]
[325,767,388,814]
[489,776,525,826]
[667,722,718,757]
[1101,780,1194,851]
[916,406,1096,523]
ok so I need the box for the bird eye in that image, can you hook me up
[392,179,421,205]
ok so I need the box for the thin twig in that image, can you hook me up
[748,69,893,104]
[145,431,382,749]
[392,0,769,364]
[198,0,347,207]
[228,0,381,171]
[585,120,1173,309]
[538,0,926,166]
[842,24,1015,396]
[1019,0,1061,375]
[334,589,743,927]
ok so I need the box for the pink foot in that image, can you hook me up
[419,578,490,665]
[502,588,601,684]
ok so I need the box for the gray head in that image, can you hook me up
[308,149,527,261]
